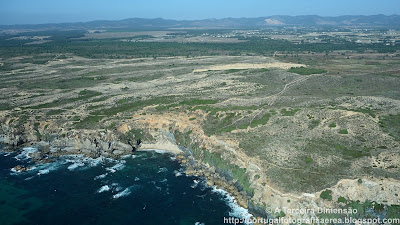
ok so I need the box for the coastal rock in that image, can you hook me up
[13,165,29,172]
[206,179,215,186]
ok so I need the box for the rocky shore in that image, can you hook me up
[0,118,257,216]
[1,116,399,222]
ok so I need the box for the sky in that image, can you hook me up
[1,0,400,25]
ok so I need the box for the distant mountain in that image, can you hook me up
[1,15,400,30]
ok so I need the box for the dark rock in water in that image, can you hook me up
[13,165,29,172]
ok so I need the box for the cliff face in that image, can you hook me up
[1,112,399,220]
[0,116,134,158]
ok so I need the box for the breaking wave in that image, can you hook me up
[212,187,253,224]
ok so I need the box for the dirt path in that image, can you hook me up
[193,62,306,73]
[268,74,320,105]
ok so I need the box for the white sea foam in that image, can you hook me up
[14,147,38,161]
[111,183,119,187]
[38,169,50,175]
[121,154,138,159]
[106,161,126,173]
[64,155,104,170]
[175,172,183,177]
[111,183,123,192]
[67,162,85,171]
[212,186,253,224]
[191,179,200,188]
[87,156,104,167]
[113,187,131,199]
[98,185,111,193]
[154,150,168,154]
[174,169,184,177]
[195,222,205,225]
[35,161,63,176]
[94,173,108,180]
[158,167,168,173]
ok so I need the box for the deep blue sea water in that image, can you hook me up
[0,146,251,225]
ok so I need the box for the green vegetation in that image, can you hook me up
[379,114,400,141]
[337,196,347,203]
[2,29,399,61]
[203,110,271,135]
[320,189,333,201]
[250,113,271,128]
[309,119,320,129]
[30,90,102,109]
[339,107,377,118]
[175,130,254,196]
[387,205,400,224]
[121,129,154,142]
[74,115,105,129]
[305,157,313,164]
[276,211,286,218]
[170,99,218,108]
[345,200,393,217]
[288,67,327,75]
[46,109,64,116]
[280,108,300,116]
[14,76,107,90]
[1,27,400,205]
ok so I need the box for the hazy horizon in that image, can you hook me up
[1,0,400,25]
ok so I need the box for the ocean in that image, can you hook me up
[0,146,251,225]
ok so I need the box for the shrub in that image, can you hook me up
[320,189,333,201]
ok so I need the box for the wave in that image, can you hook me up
[113,187,131,199]
[160,178,168,183]
[158,167,168,173]
[174,169,185,177]
[11,154,105,178]
[121,154,138,159]
[110,183,123,192]
[191,179,200,188]
[212,186,253,224]
[67,162,85,171]
[38,169,50,175]
[98,185,111,193]
[14,147,38,161]
[64,155,104,170]
[94,173,108,180]
[105,161,126,173]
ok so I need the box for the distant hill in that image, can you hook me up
[1,14,400,30]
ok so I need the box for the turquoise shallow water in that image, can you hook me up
[0,147,250,225]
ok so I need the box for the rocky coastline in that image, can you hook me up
[0,119,257,215]
[1,117,399,223]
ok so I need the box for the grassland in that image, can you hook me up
[0,28,399,218]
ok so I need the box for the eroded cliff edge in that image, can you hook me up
[1,110,399,221]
